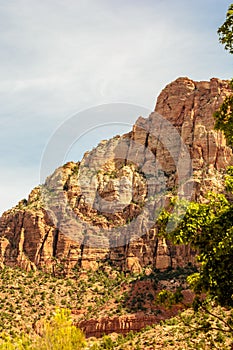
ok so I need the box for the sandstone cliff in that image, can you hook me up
[0,77,232,273]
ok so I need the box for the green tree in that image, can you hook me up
[218,3,233,54]
[214,81,233,148]
[161,182,233,307]
[156,173,233,347]
[214,3,233,147]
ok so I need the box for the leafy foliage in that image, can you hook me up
[156,288,183,309]
[214,81,233,149]
[215,3,233,149]
[218,3,233,54]
[0,309,86,350]
[158,167,233,307]
[34,308,86,350]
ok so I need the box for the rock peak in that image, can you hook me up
[0,77,232,273]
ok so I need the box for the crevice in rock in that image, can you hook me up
[36,231,49,265]
[214,148,219,169]
[124,138,132,166]
[52,228,59,257]
[207,131,210,166]
[13,212,25,251]
[153,237,159,265]
[168,241,173,269]
[176,105,186,126]
[145,132,149,148]
[63,181,69,191]
[190,97,197,149]
[79,238,85,267]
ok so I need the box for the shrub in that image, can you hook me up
[0,309,86,350]
[34,308,86,350]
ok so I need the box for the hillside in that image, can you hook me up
[0,77,233,348]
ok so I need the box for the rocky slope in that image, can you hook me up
[0,77,232,273]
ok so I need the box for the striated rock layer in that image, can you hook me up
[77,314,164,338]
[0,77,232,273]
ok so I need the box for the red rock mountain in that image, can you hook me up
[0,77,232,273]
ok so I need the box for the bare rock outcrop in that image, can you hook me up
[0,77,232,273]
[77,314,159,338]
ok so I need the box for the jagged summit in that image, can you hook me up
[0,77,232,273]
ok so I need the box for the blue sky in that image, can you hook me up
[0,0,232,214]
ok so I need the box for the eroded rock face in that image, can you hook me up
[155,77,232,175]
[77,314,159,338]
[0,77,232,272]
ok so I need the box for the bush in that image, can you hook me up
[0,309,86,350]
[34,308,86,350]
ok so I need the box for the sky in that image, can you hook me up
[0,0,232,214]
